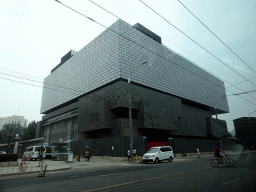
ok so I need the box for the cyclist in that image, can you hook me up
[215,143,225,163]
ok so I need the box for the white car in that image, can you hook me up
[23,146,46,160]
[0,151,6,154]
[142,146,174,164]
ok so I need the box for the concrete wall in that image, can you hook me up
[70,136,147,157]
[171,137,219,153]
[0,138,45,156]
[76,81,221,138]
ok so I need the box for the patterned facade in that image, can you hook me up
[40,20,229,155]
[41,19,228,114]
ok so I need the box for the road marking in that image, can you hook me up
[100,173,118,177]
[81,167,212,192]
[222,178,240,185]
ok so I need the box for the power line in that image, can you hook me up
[1,71,256,119]
[48,0,255,107]
[137,0,256,86]
[1,0,253,117]
[87,0,256,101]
[177,0,256,74]
[227,89,256,96]
[226,76,256,89]
[0,66,43,81]
[2,63,256,106]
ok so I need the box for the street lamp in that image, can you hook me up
[214,96,226,150]
[128,60,148,161]
[4,130,16,153]
[248,110,256,149]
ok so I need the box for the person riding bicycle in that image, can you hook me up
[215,143,225,163]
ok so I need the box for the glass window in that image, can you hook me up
[147,148,159,153]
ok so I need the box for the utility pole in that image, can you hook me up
[215,107,223,150]
[214,96,226,150]
[128,61,148,161]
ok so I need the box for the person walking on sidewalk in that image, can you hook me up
[196,146,201,159]
[127,148,130,159]
[133,148,137,160]
[37,146,45,167]
[85,146,91,162]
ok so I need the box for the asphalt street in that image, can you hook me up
[0,153,255,192]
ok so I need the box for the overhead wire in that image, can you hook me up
[137,0,256,86]
[0,66,44,81]
[1,0,255,122]
[2,69,255,125]
[87,0,256,101]
[54,0,256,105]
[176,0,256,74]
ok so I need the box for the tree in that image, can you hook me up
[21,121,36,140]
[0,123,24,144]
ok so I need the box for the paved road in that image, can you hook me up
[0,154,255,192]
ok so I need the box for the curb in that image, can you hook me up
[0,167,72,177]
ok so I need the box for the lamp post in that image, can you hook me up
[5,130,15,153]
[128,61,148,161]
[248,110,256,149]
[214,96,226,150]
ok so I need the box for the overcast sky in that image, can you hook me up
[0,0,256,133]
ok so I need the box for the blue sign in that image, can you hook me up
[43,143,49,147]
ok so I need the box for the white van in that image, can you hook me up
[23,146,46,160]
[142,146,174,164]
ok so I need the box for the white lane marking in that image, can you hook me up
[222,178,240,185]
[100,173,118,177]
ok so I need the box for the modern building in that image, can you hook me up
[0,115,28,130]
[233,117,256,149]
[39,19,229,156]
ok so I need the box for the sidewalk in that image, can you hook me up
[0,156,191,177]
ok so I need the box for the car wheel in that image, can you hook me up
[169,156,173,162]
[155,158,159,164]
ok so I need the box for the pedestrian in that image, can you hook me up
[196,146,200,159]
[127,148,130,159]
[37,146,45,167]
[133,148,137,159]
[85,146,91,162]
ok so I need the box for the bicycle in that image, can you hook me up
[210,153,235,167]
[19,160,27,172]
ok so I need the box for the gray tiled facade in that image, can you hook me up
[40,19,229,156]
[41,19,229,114]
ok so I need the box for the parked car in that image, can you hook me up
[0,151,6,154]
[142,146,174,164]
[23,146,46,160]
